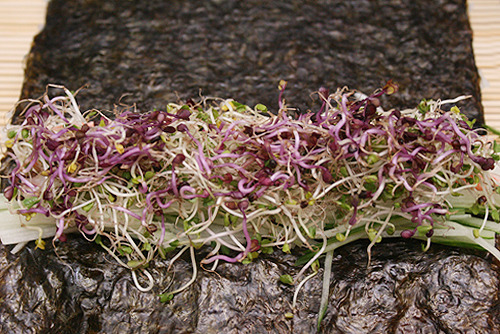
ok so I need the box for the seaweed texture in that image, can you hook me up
[19,0,483,122]
[0,237,499,333]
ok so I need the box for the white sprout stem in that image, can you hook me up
[366,208,394,265]
[169,246,197,295]
[196,227,245,251]
[51,199,96,219]
[313,171,366,200]
[479,205,489,235]
[422,237,432,252]
[131,269,154,292]
[292,270,317,310]
[281,206,309,246]
[62,86,86,126]
[224,226,246,251]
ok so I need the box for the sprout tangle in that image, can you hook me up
[1,82,499,326]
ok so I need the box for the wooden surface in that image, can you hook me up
[469,0,500,128]
[0,0,498,127]
[0,0,46,126]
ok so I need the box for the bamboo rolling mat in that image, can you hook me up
[0,0,46,127]
[0,0,499,127]
[469,0,500,128]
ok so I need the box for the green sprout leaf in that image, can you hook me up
[118,245,133,255]
[82,202,94,212]
[144,171,155,180]
[417,99,430,114]
[279,274,294,285]
[95,235,103,246]
[7,130,16,139]
[224,213,238,226]
[22,197,40,209]
[203,197,216,207]
[311,259,320,273]
[231,101,248,112]
[159,293,174,303]
[261,239,274,254]
[308,226,317,238]
[339,166,348,177]
[473,229,480,238]
[335,232,346,242]
[367,228,382,243]
[490,208,500,222]
[127,260,144,269]
[363,175,378,193]
[470,202,481,216]
[142,242,152,251]
[35,238,46,250]
[261,247,273,255]
[417,225,433,236]
[255,103,268,112]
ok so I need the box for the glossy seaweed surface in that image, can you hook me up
[0,236,499,333]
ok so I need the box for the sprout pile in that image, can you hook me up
[1,82,500,325]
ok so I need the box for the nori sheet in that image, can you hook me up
[1,0,498,333]
[1,236,499,333]
[18,0,483,123]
